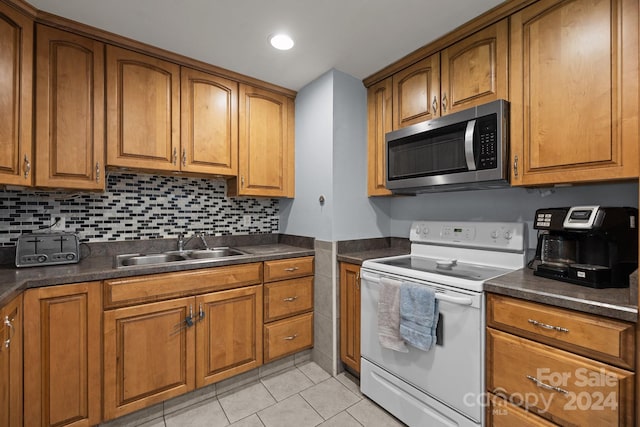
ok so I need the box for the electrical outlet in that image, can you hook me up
[243,215,251,227]
[50,216,65,231]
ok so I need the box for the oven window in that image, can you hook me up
[387,122,468,180]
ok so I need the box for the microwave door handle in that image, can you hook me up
[464,119,477,171]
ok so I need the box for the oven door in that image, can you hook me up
[360,269,484,425]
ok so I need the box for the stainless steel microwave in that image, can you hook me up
[385,99,509,193]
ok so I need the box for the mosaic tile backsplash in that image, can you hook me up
[0,172,278,246]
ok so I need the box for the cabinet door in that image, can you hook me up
[24,282,101,427]
[181,67,238,175]
[106,45,181,171]
[392,54,440,128]
[195,285,262,387]
[367,78,393,196]
[440,19,508,115]
[234,84,294,197]
[510,0,639,186]
[0,3,33,186]
[339,263,361,374]
[0,294,23,427]
[103,297,195,420]
[35,25,105,190]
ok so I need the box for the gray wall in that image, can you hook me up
[280,69,390,241]
[389,182,639,247]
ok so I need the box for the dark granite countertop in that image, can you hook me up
[336,237,410,265]
[485,267,638,323]
[0,235,314,307]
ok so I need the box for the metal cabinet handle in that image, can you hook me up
[528,319,569,333]
[182,148,187,167]
[185,304,194,327]
[172,147,178,166]
[513,155,519,178]
[284,267,299,272]
[96,162,100,183]
[526,375,569,395]
[356,271,360,290]
[432,96,438,115]
[283,296,298,302]
[241,176,245,188]
[23,154,31,179]
[283,334,298,341]
[442,93,448,113]
[198,303,205,322]
[3,315,14,349]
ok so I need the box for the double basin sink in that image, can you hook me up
[115,247,249,268]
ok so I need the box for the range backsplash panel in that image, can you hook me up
[0,172,278,246]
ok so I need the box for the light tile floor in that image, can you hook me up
[130,362,406,427]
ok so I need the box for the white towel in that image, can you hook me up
[377,278,408,353]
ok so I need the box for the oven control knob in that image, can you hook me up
[490,230,499,239]
[415,225,421,235]
[503,230,513,240]
[421,226,429,236]
[37,255,47,263]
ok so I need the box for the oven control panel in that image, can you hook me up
[410,221,525,251]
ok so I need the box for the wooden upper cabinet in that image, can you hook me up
[367,78,393,196]
[392,54,440,128]
[107,45,181,171]
[35,25,105,190]
[0,3,33,186]
[232,84,294,197]
[510,0,639,186]
[181,67,238,176]
[440,19,508,115]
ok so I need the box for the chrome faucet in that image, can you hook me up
[177,232,210,251]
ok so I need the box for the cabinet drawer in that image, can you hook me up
[264,257,314,282]
[487,328,634,426]
[487,393,556,427]
[487,294,635,369]
[104,262,263,308]
[264,312,313,362]
[264,277,313,322]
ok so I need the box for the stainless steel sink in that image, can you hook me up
[187,248,246,259]
[115,247,249,268]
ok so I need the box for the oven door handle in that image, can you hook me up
[361,273,474,306]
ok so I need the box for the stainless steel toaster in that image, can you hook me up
[15,232,80,267]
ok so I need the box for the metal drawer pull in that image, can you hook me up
[284,267,299,272]
[284,334,298,341]
[23,154,31,179]
[526,375,569,395]
[283,296,298,302]
[528,319,569,333]
[3,315,14,348]
[198,303,205,322]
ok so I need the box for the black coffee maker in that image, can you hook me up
[533,206,638,288]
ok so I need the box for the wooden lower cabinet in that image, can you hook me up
[487,393,556,427]
[195,285,263,387]
[23,282,101,427]
[103,284,263,420]
[264,312,313,362]
[0,294,23,427]
[339,262,361,374]
[103,296,195,420]
[487,328,635,426]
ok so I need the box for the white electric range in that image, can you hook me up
[360,221,527,427]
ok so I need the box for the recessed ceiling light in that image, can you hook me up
[269,33,294,51]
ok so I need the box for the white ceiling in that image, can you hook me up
[28,0,505,91]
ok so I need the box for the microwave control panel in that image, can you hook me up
[477,115,497,170]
